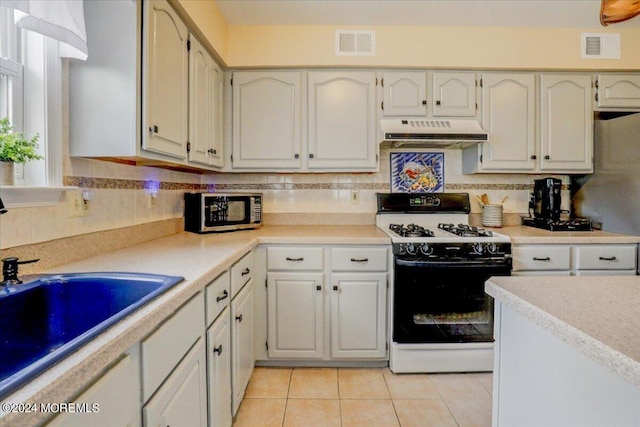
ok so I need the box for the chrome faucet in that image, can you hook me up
[1,257,40,287]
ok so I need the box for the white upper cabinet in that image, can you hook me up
[232,71,302,169]
[188,36,223,168]
[307,71,378,170]
[431,72,477,117]
[539,74,593,172]
[143,0,189,159]
[596,74,640,109]
[471,73,536,172]
[381,72,427,116]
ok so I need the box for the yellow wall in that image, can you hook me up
[226,25,640,70]
[171,1,639,70]
[174,0,229,63]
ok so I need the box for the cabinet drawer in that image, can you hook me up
[206,271,231,327]
[231,251,254,298]
[142,292,204,402]
[331,247,388,271]
[513,246,571,271]
[574,245,637,270]
[267,247,324,271]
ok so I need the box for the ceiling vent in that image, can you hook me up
[335,30,375,56]
[581,33,621,59]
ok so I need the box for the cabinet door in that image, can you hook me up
[232,71,302,169]
[480,73,536,171]
[46,352,140,427]
[231,283,254,415]
[267,272,324,359]
[432,72,477,117]
[143,0,189,159]
[207,309,232,427]
[188,37,223,167]
[382,72,427,116]
[143,338,207,427]
[330,273,387,359]
[596,74,640,108]
[540,74,593,172]
[188,35,215,166]
[308,71,378,170]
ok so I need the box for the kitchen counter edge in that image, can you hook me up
[485,275,640,389]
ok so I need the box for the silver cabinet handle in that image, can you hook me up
[350,258,369,263]
[286,257,304,261]
[599,256,617,261]
[533,257,551,261]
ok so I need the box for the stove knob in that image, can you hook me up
[472,242,484,254]
[420,243,433,255]
[405,243,417,255]
[486,243,498,254]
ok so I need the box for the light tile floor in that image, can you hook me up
[233,367,492,427]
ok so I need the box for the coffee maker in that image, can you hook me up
[533,177,562,220]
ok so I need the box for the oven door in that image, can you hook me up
[393,257,511,344]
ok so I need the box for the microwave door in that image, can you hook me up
[227,200,247,223]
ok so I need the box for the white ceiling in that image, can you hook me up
[214,0,640,29]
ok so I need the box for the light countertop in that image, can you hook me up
[0,225,388,427]
[486,275,640,388]
[2,223,638,426]
[496,225,640,244]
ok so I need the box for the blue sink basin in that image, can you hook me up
[0,272,184,399]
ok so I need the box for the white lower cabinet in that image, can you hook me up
[513,244,637,276]
[207,308,232,427]
[330,272,388,359]
[264,245,388,362]
[143,338,208,427]
[231,281,254,415]
[267,272,325,358]
[46,348,141,427]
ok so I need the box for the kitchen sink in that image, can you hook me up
[0,272,184,399]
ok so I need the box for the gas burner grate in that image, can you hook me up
[438,223,493,238]
[389,223,435,238]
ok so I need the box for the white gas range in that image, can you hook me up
[377,193,512,373]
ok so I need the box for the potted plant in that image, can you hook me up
[0,117,42,185]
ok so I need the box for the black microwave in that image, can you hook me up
[184,193,262,233]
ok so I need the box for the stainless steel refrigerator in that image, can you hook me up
[571,112,640,272]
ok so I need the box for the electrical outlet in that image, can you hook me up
[148,192,158,209]
[351,190,360,204]
[68,190,89,218]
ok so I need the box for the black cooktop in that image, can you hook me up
[522,217,593,231]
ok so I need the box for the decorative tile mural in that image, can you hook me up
[390,152,444,193]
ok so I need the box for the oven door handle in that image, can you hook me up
[395,258,511,268]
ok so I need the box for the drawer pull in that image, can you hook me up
[216,289,229,302]
[333,285,339,291]
[316,285,322,291]
[350,258,369,263]
[241,268,251,276]
[235,314,243,322]
[213,344,223,356]
[533,257,551,261]
[286,257,304,261]
[599,256,617,261]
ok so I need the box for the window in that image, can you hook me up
[0,0,87,190]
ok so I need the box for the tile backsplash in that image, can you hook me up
[0,148,569,249]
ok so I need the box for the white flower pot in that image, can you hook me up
[0,161,15,186]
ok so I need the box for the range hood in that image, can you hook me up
[380,119,488,148]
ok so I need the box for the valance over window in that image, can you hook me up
[4,0,87,60]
